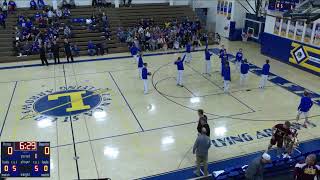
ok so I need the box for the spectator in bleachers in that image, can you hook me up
[8,0,16,14]
[91,0,97,7]
[47,8,54,24]
[37,0,45,10]
[69,0,76,8]
[245,153,271,180]
[71,43,80,57]
[87,40,96,56]
[62,8,71,18]
[61,0,70,9]
[56,8,62,19]
[22,41,31,55]
[63,25,72,38]
[122,0,132,7]
[294,154,320,180]
[30,0,37,10]
[104,0,112,7]
[2,0,8,16]
[0,11,6,29]
[96,43,103,56]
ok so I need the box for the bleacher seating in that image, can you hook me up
[212,149,320,180]
[0,3,199,63]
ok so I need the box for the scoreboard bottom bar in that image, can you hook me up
[1,142,50,177]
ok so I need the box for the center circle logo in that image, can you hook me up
[34,90,102,117]
[21,86,111,122]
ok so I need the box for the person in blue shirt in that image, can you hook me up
[204,48,213,76]
[235,48,243,72]
[142,63,151,95]
[223,62,231,93]
[296,91,314,128]
[137,52,144,79]
[130,44,140,64]
[185,41,192,63]
[240,59,250,86]
[30,0,37,10]
[37,0,45,9]
[87,40,96,56]
[174,54,186,87]
[8,0,16,14]
[259,59,270,88]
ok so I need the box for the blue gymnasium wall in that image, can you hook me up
[260,32,320,76]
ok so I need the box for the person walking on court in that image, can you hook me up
[296,91,314,128]
[235,48,243,72]
[193,127,211,177]
[204,48,213,76]
[197,109,207,123]
[223,62,231,93]
[64,39,74,63]
[53,41,60,64]
[245,153,271,180]
[240,59,250,86]
[174,54,186,87]
[259,59,270,88]
[142,63,151,95]
[130,44,140,64]
[39,44,49,66]
[185,41,192,63]
[137,52,144,79]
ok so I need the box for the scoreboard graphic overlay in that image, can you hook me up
[1,142,50,177]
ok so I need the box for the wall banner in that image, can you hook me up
[290,42,320,73]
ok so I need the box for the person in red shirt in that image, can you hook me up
[267,121,292,157]
[294,154,320,180]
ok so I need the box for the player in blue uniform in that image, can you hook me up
[223,62,231,93]
[296,91,314,127]
[137,52,144,79]
[130,44,140,63]
[204,48,213,75]
[259,59,270,88]
[142,63,151,94]
[235,48,243,72]
[240,59,249,86]
[174,54,186,87]
[185,42,192,63]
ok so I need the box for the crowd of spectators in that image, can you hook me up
[117,17,207,52]
[12,0,109,58]
[0,0,17,29]
[13,5,74,57]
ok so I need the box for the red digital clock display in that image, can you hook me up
[14,142,37,151]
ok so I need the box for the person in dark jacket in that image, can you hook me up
[52,41,60,64]
[245,153,271,180]
[39,44,49,66]
[64,38,74,62]
[197,117,210,137]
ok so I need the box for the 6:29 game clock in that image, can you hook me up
[1,141,50,177]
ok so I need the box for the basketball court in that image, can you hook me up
[0,40,319,179]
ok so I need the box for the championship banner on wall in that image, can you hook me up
[290,42,320,73]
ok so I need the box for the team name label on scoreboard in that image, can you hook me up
[1,142,50,177]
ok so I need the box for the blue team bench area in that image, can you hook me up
[139,138,320,180]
